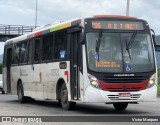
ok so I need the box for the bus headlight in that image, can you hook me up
[147,73,156,88]
[88,74,101,89]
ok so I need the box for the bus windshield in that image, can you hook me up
[86,32,154,73]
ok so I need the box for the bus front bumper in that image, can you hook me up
[84,85,157,103]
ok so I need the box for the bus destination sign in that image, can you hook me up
[91,21,144,30]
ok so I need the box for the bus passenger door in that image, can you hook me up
[32,38,44,99]
[6,48,12,93]
[70,31,81,100]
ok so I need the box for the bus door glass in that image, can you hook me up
[70,31,81,100]
[6,48,12,93]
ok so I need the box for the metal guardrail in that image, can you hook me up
[0,24,36,35]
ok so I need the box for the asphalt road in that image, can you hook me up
[0,93,160,125]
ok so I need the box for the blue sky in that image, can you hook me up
[0,0,160,54]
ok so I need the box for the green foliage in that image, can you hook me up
[158,86,160,95]
[0,63,2,74]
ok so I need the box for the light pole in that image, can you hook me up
[126,0,130,16]
[35,0,38,28]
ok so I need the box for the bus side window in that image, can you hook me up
[12,43,21,64]
[42,34,53,61]
[19,41,28,64]
[54,31,67,60]
[34,38,41,63]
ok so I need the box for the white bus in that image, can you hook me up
[2,15,158,110]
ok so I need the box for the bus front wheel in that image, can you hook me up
[17,82,27,103]
[113,103,128,111]
[60,83,76,110]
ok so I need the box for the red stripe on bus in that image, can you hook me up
[64,71,69,83]
[34,32,42,37]
[39,72,42,82]
[98,80,148,91]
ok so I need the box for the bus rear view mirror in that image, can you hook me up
[150,29,156,45]
[154,36,160,52]
[150,29,160,51]
[155,45,160,51]
[153,32,160,52]
[154,38,160,52]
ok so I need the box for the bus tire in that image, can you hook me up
[60,83,76,110]
[2,90,5,94]
[58,99,61,105]
[17,81,27,103]
[113,103,128,111]
[27,97,35,103]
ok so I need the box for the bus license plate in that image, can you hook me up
[119,93,131,98]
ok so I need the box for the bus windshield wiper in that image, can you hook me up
[125,30,137,60]
[125,38,131,60]
[95,32,103,61]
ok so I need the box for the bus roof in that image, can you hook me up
[5,15,142,45]
[5,17,82,45]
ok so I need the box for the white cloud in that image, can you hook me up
[36,0,127,24]
[0,0,127,25]
[0,0,159,35]
[130,0,160,34]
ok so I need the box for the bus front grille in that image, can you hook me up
[107,94,141,101]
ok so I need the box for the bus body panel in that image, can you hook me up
[7,61,72,101]
[9,65,32,96]
[10,66,20,95]
[82,45,90,90]
[78,71,84,102]
[2,67,7,93]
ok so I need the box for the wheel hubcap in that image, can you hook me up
[61,89,67,104]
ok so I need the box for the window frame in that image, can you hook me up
[19,40,28,65]
[33,37,42,64]
[11,42,21,66]
[41,33,54,62]
[53,30,68,61]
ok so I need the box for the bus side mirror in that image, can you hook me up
[150,29,160,51]
[154,39,160,52]
[155,45,160,52]
[153,34,160,52]
[151,29,156,45]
